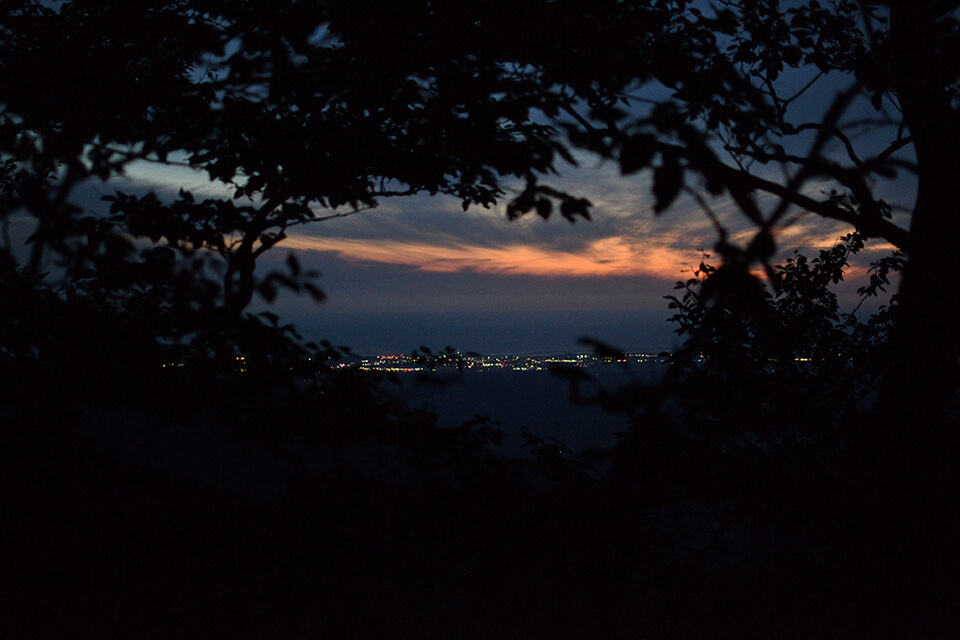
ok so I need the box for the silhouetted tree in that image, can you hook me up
[6,2,952,410]
[660,233,893,432]
[498,1,954,428]
[0,1,584,372]
[3,0,956,498]
[4,5,959,634]
[511,8,957,619]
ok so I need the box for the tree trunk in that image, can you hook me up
[884,3,960,433]
[867,4,960,629]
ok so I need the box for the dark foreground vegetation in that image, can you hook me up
[3,237,956,638]
[3,1,959,637]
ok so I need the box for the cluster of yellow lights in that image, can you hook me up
[359,352,670,372]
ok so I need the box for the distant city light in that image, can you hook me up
[358,352,671,373]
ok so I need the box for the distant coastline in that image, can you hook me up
[357,351,673,373]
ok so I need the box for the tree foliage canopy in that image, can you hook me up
[3,4,960,635]
[1,1,957,408]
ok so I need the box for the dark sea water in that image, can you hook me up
[387,361,670,455]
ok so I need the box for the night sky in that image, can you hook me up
[0,2,921,357]
[93,148,909,355]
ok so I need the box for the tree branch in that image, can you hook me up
[656,136,913,251]
[735,169,912,251]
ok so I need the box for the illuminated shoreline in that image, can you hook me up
[358,352,673,373]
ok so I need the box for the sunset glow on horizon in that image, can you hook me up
[102,157,910,343]
[281,233,702,280]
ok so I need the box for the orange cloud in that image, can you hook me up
[282,234,699,279]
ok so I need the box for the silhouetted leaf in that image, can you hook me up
[286,253,301,276]
[535,198,552,219]
[653,158,683,214]
[259,281,277,302]
[259,311,280,326]
[619,134,656,175]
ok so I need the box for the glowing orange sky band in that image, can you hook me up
[281,235,694,278]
